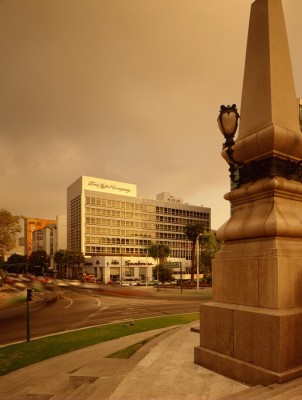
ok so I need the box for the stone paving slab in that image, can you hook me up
[0,323,247,400]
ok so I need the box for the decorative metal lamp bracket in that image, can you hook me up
[218,104,244,186]
[218,104,302,188]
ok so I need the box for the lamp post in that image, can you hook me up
[217,104,241,183]
[157,245,159,292]
[196,233,202,291]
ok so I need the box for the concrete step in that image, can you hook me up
[26,373,71,400]
[64,383,92,400]
[48,394,69,400]
[253,378,302,400]
[256,386,302,400]
[85,374,138,400]
[4,386,34,400]
[41,382,97,400]
[26,393,53,400]
[69,374,98,390]
[190,325,200,333]
[220,385,270,400]
[222,378,302,400]
[47,387,82,400]
[67,380,110,400]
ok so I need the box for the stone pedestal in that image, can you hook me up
[194,0,302,385]
[194,304,302,385]
[195,236,302,385]
[195,178,302,385]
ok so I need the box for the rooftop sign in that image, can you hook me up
[82,176,137,197]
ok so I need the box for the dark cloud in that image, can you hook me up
[0,0,301,228]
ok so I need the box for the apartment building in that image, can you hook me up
[32,215,67,255]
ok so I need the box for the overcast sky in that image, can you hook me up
[0,0,301,230]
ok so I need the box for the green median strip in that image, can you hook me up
[0,313,199,376]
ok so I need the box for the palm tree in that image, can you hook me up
[67,250,85,279]
[184,222,206,282]
[148,242,170,289]
[54,249,66,278]
[148,242,170,266]
[54,250,84,279]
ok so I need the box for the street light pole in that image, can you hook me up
[157,244,159,292]
[180,261,183,294]
[196,233,202,291]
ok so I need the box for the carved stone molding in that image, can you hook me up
[237,156,302,186]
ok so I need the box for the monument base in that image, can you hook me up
[194,346,302,386]
[194,301,302,386]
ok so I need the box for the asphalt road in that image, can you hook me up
[0,286,206,345]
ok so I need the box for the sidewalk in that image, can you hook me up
[0,322,248,400]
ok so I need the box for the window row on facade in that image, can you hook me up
[85,246,149,255]
[85,246,191,259]
[86,226,156,237]
[86,197,155,212]
[86,237,152,246]
[85,235,190,246]
[86,208,157,221]
[85,196,209,220]
[86,217,208,232]
[86,217,156,229]
[86,207,209,226]
[156,206,209,218]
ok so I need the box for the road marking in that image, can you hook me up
[63,296,73,308]
[29,294,47,311]
[30,302,47,312]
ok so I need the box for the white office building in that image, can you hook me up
[67,176,211,260]
[67,176,211,282]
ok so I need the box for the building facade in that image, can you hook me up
[67,176,211,261]
[82,255,192,284]
[25,217,56,257]
[32,215,67,256]
[5,216,66,263]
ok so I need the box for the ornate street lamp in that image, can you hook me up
[217,104,242,183]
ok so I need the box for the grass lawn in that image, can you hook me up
[0,313,199,376]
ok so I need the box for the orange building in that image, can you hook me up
[25,218,56,257]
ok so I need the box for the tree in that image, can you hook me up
[184,222,206,281]
[148,242,170,266]
[54,249,84,279]
[0,209,21,259]
[6,253,27,265]
[54,249,67,278]
[200,230,221,278]
[29,250,48,266]
[152,264,173,284]
[29,250,48,275]
[5,253,27,274]
[66,250,85,279]
[148,242,171,287]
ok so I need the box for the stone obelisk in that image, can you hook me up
[194,0,302,385]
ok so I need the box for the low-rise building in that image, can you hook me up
[32,215,67,256]
[82,255,192,284]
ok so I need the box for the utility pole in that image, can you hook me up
[26,288,33,342]
[180,261,183,294]
[196,233,202,291]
